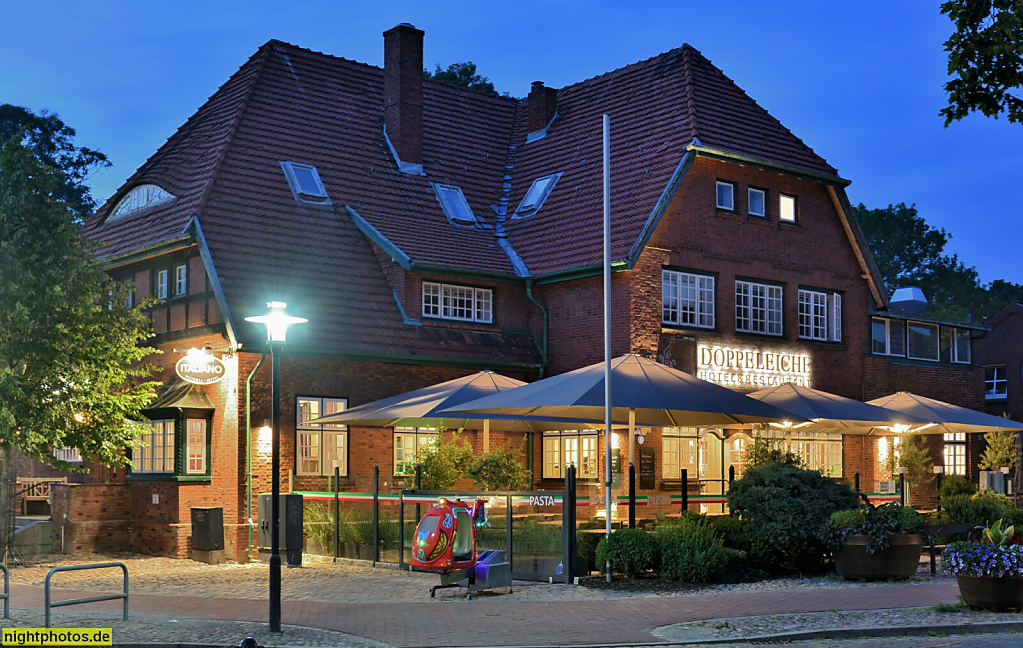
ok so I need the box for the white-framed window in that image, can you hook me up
[662,269,715,328]
[907,322,939,361]
[662,428,699,479]
[986,366,1007,400]
[735,280,782,335]
[186,418,207,474]
[134,420,175,474]
[943,432,967,476]
[174,264,187,297]
[156,269,168,300]
[941,327,971,364]
[798,289,841,342]
[53,447,82,463]
[297,397,348,476]
[281,161,330,203]
[109,184,176,221]
[757,430,843,477]
[542,431,598,479]
[432,183,477,223]
[779,194,797,222]
[716,181,734,211]
[421,281,493,323]
[514,173,560,217]
[393,427,439,476]
[124,284,134,308]
[748,188,765,217]
[872,318,906,356]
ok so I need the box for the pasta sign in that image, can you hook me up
[175,352,226,384]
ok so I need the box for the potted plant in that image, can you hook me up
[944,519,1023,611]
[820,503,925,581]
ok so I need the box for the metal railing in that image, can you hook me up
[1,562,8,618]
[44,562,128,627]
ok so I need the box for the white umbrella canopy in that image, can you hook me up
[867,391,1023,435]
[440,354,801,427]
[306,370,598,432]
[734,383,933,434]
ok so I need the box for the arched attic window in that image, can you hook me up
[108,184,177,221]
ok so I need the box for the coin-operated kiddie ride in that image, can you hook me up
[410,497,512,599]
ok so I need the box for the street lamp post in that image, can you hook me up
[245,301,307,633]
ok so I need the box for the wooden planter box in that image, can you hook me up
[957,575,1023,612]
[834,533,923,581]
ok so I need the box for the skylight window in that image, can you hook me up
[109,184,176,221]
[514,173,560,217]
[432,184,477,224]
[281,161,330,204]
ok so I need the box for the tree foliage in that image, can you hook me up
[980,428,1020,470]
[0,105,110,219]
[465,447,529,491]
[0,137,158,470]
[423,62,498,95]
[409,432,474,490]
[941,0,1023,125]
[885,435,933,506]
[855,202,1023,321]
[743,436,804,471]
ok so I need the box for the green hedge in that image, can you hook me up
[655,518,727,582]
[595,528,657,577]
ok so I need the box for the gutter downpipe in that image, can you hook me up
[525,279,548,488]
[245,351,268,560]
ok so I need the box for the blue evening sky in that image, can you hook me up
[5,1,1022,284]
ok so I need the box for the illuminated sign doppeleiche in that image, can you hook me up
[697,344,810,388]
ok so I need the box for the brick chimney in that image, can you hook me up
[527,81,558,133]
[383,23,424,168]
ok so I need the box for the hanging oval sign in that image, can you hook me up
[175,353,226,384]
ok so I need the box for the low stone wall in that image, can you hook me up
[52,483,131,554]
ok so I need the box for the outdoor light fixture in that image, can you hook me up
[244,300,306,633]
[933,465,944,474]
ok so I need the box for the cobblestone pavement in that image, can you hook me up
[4,552,1022,647]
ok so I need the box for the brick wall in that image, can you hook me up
[52,483,132,554]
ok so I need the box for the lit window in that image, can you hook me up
[174,264,187,297]
[134,420,175,474]
[940,327,971,364]
[156,269,168,300]
[798,289,841,342]
[662,428,699,479]
[662,269,715,328]
[907,322,939,361]
[716,181,734,211]
[281,162,330,204]
[735,280,782,335]
[758,429,843,477]
[542,431,597,479]
[432,183,477,223]
[943,432,966,475]
[514,173,560,217]
[780,194,797,222]
[748,188,765,217]
[986,366,1007,400]
[393,427,439,476]
[186,419,207,474]
[421,281,493,323]
[872,318,906,356]
[110,184,176,221]
[297,397,348,475]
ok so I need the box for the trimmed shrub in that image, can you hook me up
[938,474,976,500]
[709,513,772,571]
[595,528,657,577]
[726,462,860,574]
[655,518,727,582]
[939,492,1010,527]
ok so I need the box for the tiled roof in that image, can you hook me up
[82,39,839,364]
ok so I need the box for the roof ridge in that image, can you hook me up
[191,42,274,220]
[680,45,701,144]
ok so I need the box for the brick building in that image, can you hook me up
[43,23,990,558]
[973,301,1023,489]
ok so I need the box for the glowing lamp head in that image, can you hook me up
[245,301,307,343]
[890,423,911,435]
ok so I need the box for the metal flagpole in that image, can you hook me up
[603,114,613,583]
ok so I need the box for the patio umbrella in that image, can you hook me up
[866,391,1023,435]
[440,354,800,428]
[736,383,933,434]
[306,370,596,433]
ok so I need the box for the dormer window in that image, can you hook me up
[109,184,176,221]
[281,162,330,204]
[514,173,560,218]
[432,184,477,224]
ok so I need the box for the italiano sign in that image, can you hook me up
[175,352,226,385]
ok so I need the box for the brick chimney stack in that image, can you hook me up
[527,81,558,133]
[383,23,424,167]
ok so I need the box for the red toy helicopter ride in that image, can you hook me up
[410,497,512,598]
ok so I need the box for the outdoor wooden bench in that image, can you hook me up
[923,522,985,574]
[15,478,65,515]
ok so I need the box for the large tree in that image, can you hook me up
[423,61,498,95]
[0,136,158,527]
[0,104,110,219]
[941,0,1023,125]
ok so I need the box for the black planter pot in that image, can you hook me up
[957,575,1023,612]
[834,533,924,581]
